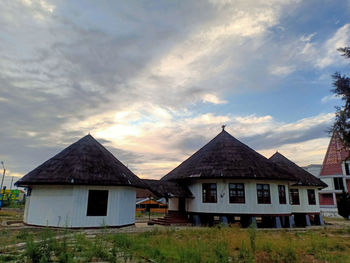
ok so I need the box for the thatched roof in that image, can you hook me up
[15,135,145,188]
[161,130,296,182]
[269,152,327,188]
[142,179,193,198]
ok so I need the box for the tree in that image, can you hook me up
[331,47,350,148]
[337,191,350,219]
[332,47,350,219]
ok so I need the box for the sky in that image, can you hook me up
[1,0,350,188]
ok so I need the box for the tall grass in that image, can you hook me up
[14,225,350,263]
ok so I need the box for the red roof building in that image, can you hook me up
[318,132,350,217]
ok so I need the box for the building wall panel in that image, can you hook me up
[290,187,320,213]
[319,193,334,206]
[25,186,74,227]
[186,179,292,215]
[25,185,136,228]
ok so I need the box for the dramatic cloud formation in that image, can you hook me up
[0,0,349,186]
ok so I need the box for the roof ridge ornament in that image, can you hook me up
[222,125,226,131]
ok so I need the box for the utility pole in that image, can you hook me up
[0,161,5,193]
[0,162,5,210]
[9,176,13,191]
[9,176,13,200]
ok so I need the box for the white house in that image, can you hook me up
[15,135,145,228]
[269,152,327,226]
[154,128,326,228]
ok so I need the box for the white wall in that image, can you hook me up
[290,187,320,214]
[168,197,179,211]
[25,186,74,227]
[186,179,292,215]
[319,178,334,191]
[25,185,136,228]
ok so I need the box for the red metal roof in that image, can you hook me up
[320,132,349,176]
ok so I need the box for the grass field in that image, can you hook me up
[1,209,350,263]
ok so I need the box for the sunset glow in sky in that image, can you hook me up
[1,0,350,186]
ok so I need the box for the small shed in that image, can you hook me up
[136,197,167,213]
[15,135,144,228]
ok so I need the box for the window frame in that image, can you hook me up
[278,185,287,204]
[86,190,109,217]
[256,184,271,204]
[289,189,300,205]
[229,183,245,204]
[345,162,350,176]
[202,183,217,203]
[307,189,316,205]
[334,177,344,190]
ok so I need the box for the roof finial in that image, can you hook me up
[222,125,226,131]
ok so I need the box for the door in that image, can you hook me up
[178,197,186,213]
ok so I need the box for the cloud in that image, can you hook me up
[321,94,340,103]
[265,23,350,77]
[270,65,296,76]
[0,0,337,180]
[316,24,350,68]
[202,94,227,104]
[85,109,333,178]
[258,137,330,166]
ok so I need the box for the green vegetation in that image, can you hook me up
[1,211,350,263]
[3,200,25,209]
[1,224,350,263]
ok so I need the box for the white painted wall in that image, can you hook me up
[168,197,179,211]
[319,178,334,191]
[24,185,136,228]
[186,179,292,215]
[168,179,322,216]
[290,187,320,214]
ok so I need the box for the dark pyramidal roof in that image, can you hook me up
[142,179,193,198]
[16,135,144,188]
[161,129,296,182]
[269,152,327,188]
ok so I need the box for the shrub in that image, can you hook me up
[25,235,42,263]
[237,241,254,263]
[248,224,257,254]
[214,241,229,263]
[55,228,73,263]
[283,246,297,263]
[24,230,56,263]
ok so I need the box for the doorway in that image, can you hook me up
[178,197,186,213]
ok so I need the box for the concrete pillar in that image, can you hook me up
[305,214,311,227]
[219,216,228,227]
[281,216,286,227]
[319,214,324,225]
[275,216,282,228]
[193,215,201,226]
[250,216,257,228]
[288,215,294,228]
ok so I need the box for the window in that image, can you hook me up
[307,189,316,205]
[334,178,344,190]
[202,183,217,203]
[289,189,300,205]
[87,190,109,216]
[229,183,245,203]
[278,185,286,204]
[345,163,350,175]
[257,184,271,204]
